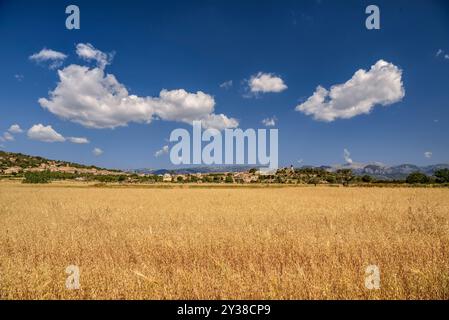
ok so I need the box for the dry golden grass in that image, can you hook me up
[1,181,448,300]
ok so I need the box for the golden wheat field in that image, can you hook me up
[0,181,448,300]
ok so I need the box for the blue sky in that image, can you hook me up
[0,0,448,169]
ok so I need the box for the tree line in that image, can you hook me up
[19,168,449,185]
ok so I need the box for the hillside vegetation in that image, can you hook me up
[0,151,103,170]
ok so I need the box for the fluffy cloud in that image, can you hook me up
[8,124,23,134]
[29,48,67,69]
[261,116,277,127]
[76,43,113,69]
[1,132,14,142]
[249,72,287,93]
[27,124,66,142]
[424,151,432,159]
[155,145,169,157]
[26,124,89,144]
[343,148,353,164]
[68,137,90,144]
[198,113,238,131]
[38,66,237,130]
[0,125,23,142]
[92,148,103,156]
[38,44,238,131]
[296,60,405,122]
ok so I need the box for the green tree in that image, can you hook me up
[434,169,449,183]
[361,175,373,183]
[326,176,337,184]
[336,169,353,185]
[308,177,321,186]
[406,172,429,184]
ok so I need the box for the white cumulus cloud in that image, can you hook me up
[295,60,405,122]
[154,145,169,157]
[25,124,88,144]
[249,72,287,93]
[1,125,22,142]
[8,124,23,134]
[199,113,239,131]
[27,124,66,143]
[92,148,103,156]
[76,43,113,69]
[1,132,15,142]
[424,151,432,159]
[38,44,238,131]
[29,48,67,69]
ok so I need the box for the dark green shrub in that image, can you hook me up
[434,169,449,183]
[23,172,50,184]
[406,172,429,184]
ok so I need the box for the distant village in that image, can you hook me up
[151,167,350,185]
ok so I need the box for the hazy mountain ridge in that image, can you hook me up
[327,162,449,180]
[132,163,449,180]
[131,165,259,175]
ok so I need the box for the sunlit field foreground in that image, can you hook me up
[1,182,448,299]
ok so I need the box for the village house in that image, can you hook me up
[233,172,259,183]
[50,165,77,174]
[3,166,22,175]
[26,167,46,173]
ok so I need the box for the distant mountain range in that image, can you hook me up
[322,163,449,180]
[131,165,258,175]
[131,163,449,180]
